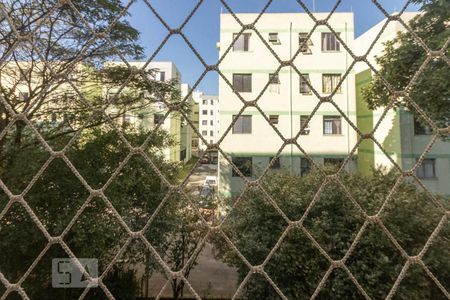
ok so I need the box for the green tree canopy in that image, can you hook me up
[217,168,449,299]
[362,0,450,128]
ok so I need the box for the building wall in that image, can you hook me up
[198,94,220,150]
[218,12,357,196]
[355,12,450,197]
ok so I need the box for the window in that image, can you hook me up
[270,157,281,169]
[323,116,342,135]
[414,116,432,135]
[269,115,279,125]
[202,120,207,125]
[301,158,311,176]
[269,73,280,84]
[154,114,164,125]
[210,120,213,126]
[210,110,214,115]
[322,33,341,51]
[299,74,311,94]
[233,74,252,93]
[159,71,165,81]
[300,116,310,135]
[322,74,341,93]
[416,158,436,179]
[299,33,313,54]
[210,140,213,144]
[232,157,252,177]
[233,33,251,51]
[210,130,214,136]
[202,130,207,136]
[18,92,29,101]
[232,115,252,134]
[202,100,207,105]
[324,158,344,167]
[210,99,214,105]
[202,110,208,115]
[269,32,280,44]
[269,73,280,93]
[123,114,132,124]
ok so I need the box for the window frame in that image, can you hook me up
[232,157,252,177]
[269,115,279,125]
[269,156,281,169]
[233,73,252,93]
[322,74,342,94]
[233,33,251,52]
[232,115,252,134]
[300,115,311,135]
[415,158,437,179]
[300,158,311,176]
[298,33,313,54]
[323,116,342,135]
[321,32,341,52]
[299,74,312,95]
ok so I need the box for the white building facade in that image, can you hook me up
[218,12,357,196]
[198,94,220,150]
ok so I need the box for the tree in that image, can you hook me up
[362,0,450,128]
[0,128,181,299]
[216,168,450,299]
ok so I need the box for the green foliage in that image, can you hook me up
[0,129,180,299]
[217,168,450,299]
[362,0,450,127]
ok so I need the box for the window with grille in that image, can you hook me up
[268,32,280,44]
[414,116,433,135]
[202,130,207,136]
[202,110,207,115]
[416,158,436,179]
[270,157,281,169]
[324,158,344,167]
[18,91,29,101]
[299,32,313,54]
[300,74,311,94]
[233,33,251,51]
[269,115,279,125]
[300,115,310,135]
[232,157,252,177]
[323,116,342,134]
[202,120,207,125]
[322,74,341,93]
[322,32,341,51]
[232,115,252,134]
[233,74,252,92]
[301,158,311,176]
[153,114,164,125]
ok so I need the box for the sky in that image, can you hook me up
[125,0,420,95]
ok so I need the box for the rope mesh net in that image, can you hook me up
[0,0,449,299]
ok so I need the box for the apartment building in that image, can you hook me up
[355,12,450,197]
[192,92,220,162]
[218,12,357,196]
[106,61,195,163]
[0,60,194,163]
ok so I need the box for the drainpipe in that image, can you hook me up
[345,21,351,171]
[290,22,294,174]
